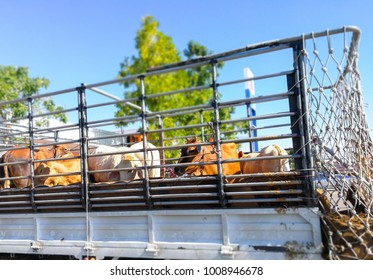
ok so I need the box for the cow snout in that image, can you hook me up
[174,166,185,176]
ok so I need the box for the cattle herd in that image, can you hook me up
[0,135,290,189]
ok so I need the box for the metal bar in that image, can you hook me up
[139,75,152,209]
[218,70,295,87]
[294,42,316,206]
[32,123,79,134]
[31,107,78,119]
[143,84,210,100]
[33,139,80,148]
[0,87,76,107]
[86,114,141,127]
[27,98,37,212]
[157,116,165,177]
[33,171,82,179]
[147,26,360,74]
[77,84,90,211]
[0,174,29,181]
[0,130,33,139]
[219,91,295,108]
[210,61,226,207]
[88,86,152,113]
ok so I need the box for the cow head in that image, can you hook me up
[53,145,72,158]
[174,137,205,176]
[117,153,143,181]
[34,163,51,186]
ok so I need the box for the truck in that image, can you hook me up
[0,26,370,260]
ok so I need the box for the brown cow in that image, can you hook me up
[174,137,241,180]
[1,145,71,188]
[34,152,81,187]
[238,144,290,174]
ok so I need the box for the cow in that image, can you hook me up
[238,144,290,174]
[88,145,143,183]
[0,144,71,188]
[116,153,144,181]
[174,137,241,181]
[130,141,161,178]
[34,152,81,187]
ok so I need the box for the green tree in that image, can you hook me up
[116,16,238,158]
[0,65,67,126]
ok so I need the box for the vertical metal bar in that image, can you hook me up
[77,83,92,259]
[290,42,316,206]
[157,115,165,177]
[287,73,303,170]
[246,102,255,154]
[139,75,152,209]
[120,122,125,146]
[77,84,90,211]
[211,60,226,208]
[27,97,37,212]
[200,110,205,141]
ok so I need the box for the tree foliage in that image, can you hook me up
[116,16,239,157]
[0,65,67,126]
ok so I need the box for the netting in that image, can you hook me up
[303,28,373,259]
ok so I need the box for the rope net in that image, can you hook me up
[303,28,373,259]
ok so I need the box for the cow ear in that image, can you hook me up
[238,151,243,158]
[50,145,57,151]
[186,136,197,144]
[207,137,215,143]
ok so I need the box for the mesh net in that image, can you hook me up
[303,28,373,259]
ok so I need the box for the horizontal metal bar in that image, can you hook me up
[146,84,211,100]
[33,171,81,179]
[33,192,81,198]
[228,190,304,197]
[0,201,31,206]
[226,171,302,179]
[89,188,144,194]
[90,196,145,202]
[34,198,82,204]
[218,70,294,87]
[150,185,217,191]
[228,181,303,188]
[0,87,77,107]
[226,197,304,203]
[32,123,79,134]
[0,130,31,139]
[86,114,141,127]
[90,202,147,208]
[32,107,78,119]
[147,26,360,73]
[151,193,218,199]
[151,200,219,206]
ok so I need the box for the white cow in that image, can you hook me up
[130,141,161,178]
[88,145,143,182]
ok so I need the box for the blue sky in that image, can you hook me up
[1,0,373,138]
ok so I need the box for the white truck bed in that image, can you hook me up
[0,207,322,259]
